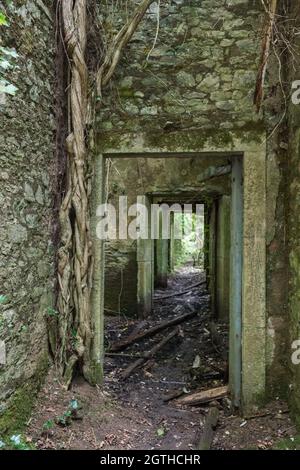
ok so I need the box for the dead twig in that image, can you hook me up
[163,389,185,402]
[109,308,199,353]
[96,0,156,92]
[154,280,206,300]
[254,0,278,112]
[120,327,180,380]
[105,352,144,359]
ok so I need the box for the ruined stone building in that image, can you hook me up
[1,0,300,439]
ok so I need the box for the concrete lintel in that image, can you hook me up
[98,131,266,156]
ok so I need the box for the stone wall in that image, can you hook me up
[0,0,55,432]
[287,3,300,427]
[97,0,289,401]
[98,0,263,136]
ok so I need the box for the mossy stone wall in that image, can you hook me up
[0,0,55,432]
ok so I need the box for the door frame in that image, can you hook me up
[93,136,266,412]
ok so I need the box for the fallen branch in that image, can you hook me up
[202,371,223,381]
[254,0,278,112]
[198,407,219,450]
[154,280,207,300]
[105,352,144,359]
[97,0,155,91]
[120,327,179,380]
[109,308,198,352]
[163,389,185,403]
[176,385,228,406]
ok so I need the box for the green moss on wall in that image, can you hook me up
[0,353,49,435]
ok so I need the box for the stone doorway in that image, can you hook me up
[92,134,266,413]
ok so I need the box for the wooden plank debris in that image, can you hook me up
[120,327,179,380]
[163,389,185,403]
[154,280,206,300]
[109,309,198,352]
[176,385,228,406]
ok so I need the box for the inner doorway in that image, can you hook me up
[150,200,230,400]
[102,153,241,407]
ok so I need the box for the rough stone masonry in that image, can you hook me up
[0,0,55,431]
[0,0,300,431]
[97,0,289,406]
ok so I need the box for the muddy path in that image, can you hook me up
[26,267,296,450]
[103,267,228,450]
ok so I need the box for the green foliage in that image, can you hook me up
[0,9,18,96]
[42,419,55,431]
[0,353,49,434]
[0,434,31,451]
[55,410,72,427]
[0,294,7,305]
[14,324,29,340]
[54,400,81,427]
[46,307,59,318]
[9,434,30,450]
[156,424,168,439]
[273,435,300,450]
[174,213,204,268]
[0,11,8,26]
[0,45,17,59]
[156,427,166,438]
[0,79,17,94]
[70,399,79,410]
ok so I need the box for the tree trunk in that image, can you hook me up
[57,0,92,386]
[56,0,157,386]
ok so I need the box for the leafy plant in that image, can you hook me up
[0,11,7,26]
[56,399,83,427]
[274,435,300,450]
[10,434,30,450]
[70,399,79,410]
[46,307,59,318]
[41,419,55,437]
[0,9,18,96]
[156,426,167,438]
[16,324,28,336]
[55,410,72,427]
[69,398,83,420]
[174,213,204,268]
[42,419,55,431]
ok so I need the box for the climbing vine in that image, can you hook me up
[56,0,157,386]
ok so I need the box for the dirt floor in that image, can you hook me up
[26,267,297,450]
